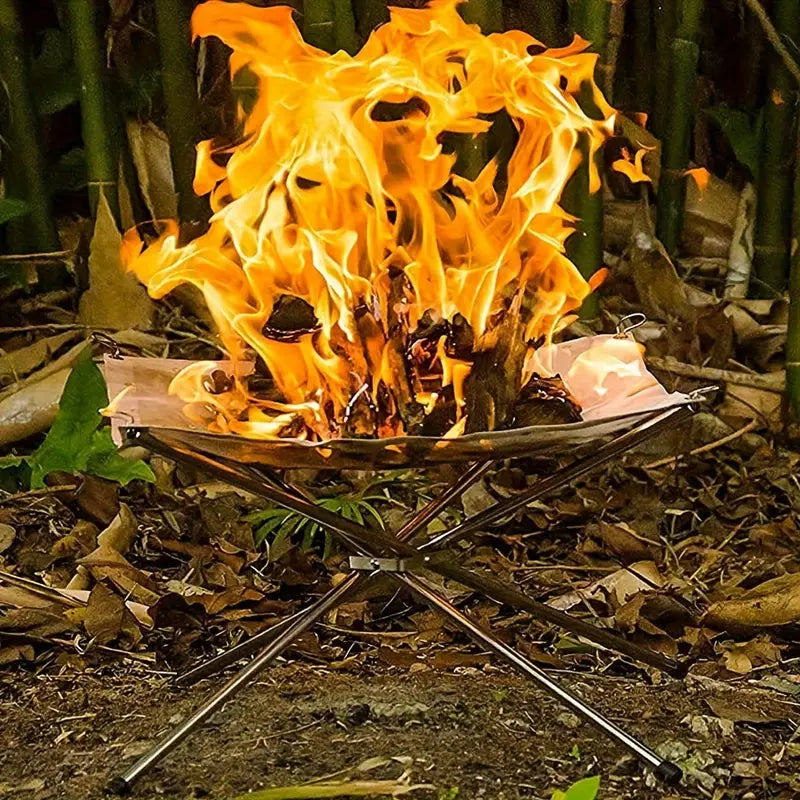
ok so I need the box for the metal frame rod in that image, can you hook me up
[395,572,682,785]
[177,458,495,686]
[109,573,359,795]
[425,405,694,550]
[153,413,687,682]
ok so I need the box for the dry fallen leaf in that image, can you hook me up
[0,368,71,446]
[78,191,154,330]
[549,560,664,611]
[96,503,138,554]
[126,120,179,221]
[0,331,79,386]
[0,523,15,554]
[705,573,800,629]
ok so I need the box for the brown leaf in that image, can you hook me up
[79,544,160,605]
[0,331,79,387]
[0,605,74,637]
[78,191,154,330]
[705,573,800,629]
[0,368,71,446]
[549,561,664,611]
[594,521,656,564]
[706,694,791,724]
[0,523,15,553]
[84,583,142,646]
[0,644,35,665]
[51,520,100,560]
[718,637,782,675]
[126,120,178,220]
[96,503,138,554]
[84,583,125,645]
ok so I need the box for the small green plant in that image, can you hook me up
[248,494,384,560]
[438,788,459,800]
[0,350,154,491]
[552,775,600,800]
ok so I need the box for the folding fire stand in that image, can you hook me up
[108,388,703,793]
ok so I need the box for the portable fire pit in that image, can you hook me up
[103,320,701,794]
[106,0,699,791]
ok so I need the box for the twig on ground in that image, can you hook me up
[647,355,784,391]
[644,418,759,469]
[741,0,800,86]
[0,484,76,505]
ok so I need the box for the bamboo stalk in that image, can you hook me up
[62,0,119,222]
[786,122,800,421]
[654,0,703,256]
[752,0,800,296]
[459,0,504,34]
[352,0,388,41]
[565,0,612,318]
[631,0,653,114]
[304,0,358,53]
[650,0,676,138]
[0,0,61,260]
[602,0,628,101]
[154,0,208,223]
[333,0,359,54]
[519,0,563,47]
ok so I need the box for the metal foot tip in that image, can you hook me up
[655,761,683,785]
[107,776,132,796]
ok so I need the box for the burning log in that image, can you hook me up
[464,294,528,433]
[513,375,582,427]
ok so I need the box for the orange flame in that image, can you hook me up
[123,0,616,439]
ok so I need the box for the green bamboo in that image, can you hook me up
[650,0,676,138]
[519,0,563,47]
[565,0,611,318]
[786,122,800,423]
[0,0,61,257]
[154,0,209,222]
[62,0,119,222]
[304,0,358,53]
[459,0,504,35]
[751,0,800,296]
[352,0,388,41]
[631,0,653,115]
[454,1,504,181]
[654,0,702,256]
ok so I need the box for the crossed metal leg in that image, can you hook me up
[109,406,693,793]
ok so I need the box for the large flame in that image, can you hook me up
[123,0,616,439]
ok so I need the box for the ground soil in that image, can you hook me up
[1,660,796,800]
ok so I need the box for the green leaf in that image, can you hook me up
[0,198,30,226]
[552,776,601,800]
[705,105,760,178]
[27,350,153,488]
[85,430,156,485]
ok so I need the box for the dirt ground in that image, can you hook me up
[1,658,797,800]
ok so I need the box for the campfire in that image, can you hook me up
[121,0,656,443]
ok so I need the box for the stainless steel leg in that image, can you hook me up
[108,573,359,794]
[394,572,683,785]
[174,577,360,687]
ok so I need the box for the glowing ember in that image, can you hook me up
[122,0,619,440]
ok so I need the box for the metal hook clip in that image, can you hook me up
[615,313,647,338]
[688,385,718,404]
[90,331,122,359]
